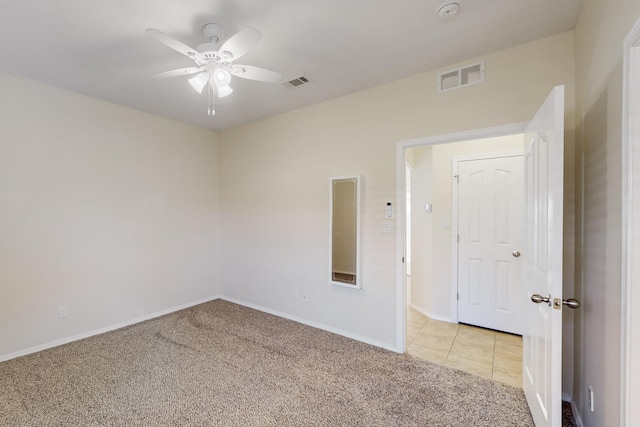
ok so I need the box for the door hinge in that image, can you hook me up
[457,292,459,301]
[457,234,459,243]
[402,257,405,264]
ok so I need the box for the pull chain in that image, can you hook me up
[208,76,216,116]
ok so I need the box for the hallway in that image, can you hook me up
[407,307,523,388]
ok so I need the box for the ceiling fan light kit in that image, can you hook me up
[216,85,234,98]
[147,23,282,116]
[188,73,209,94]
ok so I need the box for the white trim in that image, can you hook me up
[395,122,528,353]
[571,399,585,427]
[221,296,399,353]
[451,150,524,163]
[405,162,414,276]
[451,160,460,323]
[396,142,408,352]
[0,295,222,363]
[1,293,402,363]
[409,302,455,323]
[621,18,640,427]
[562,394,584,426]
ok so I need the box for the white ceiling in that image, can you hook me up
[0,0,583,131]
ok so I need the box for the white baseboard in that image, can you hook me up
[562,395,584,427]
[0,295,222,363]
[409,302,455,324]
[571,399,584,427]
[220,296,399,353]
[2,294,400,363]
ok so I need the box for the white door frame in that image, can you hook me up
[394,122,527,352]
[621,18,640,427]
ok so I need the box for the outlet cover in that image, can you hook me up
[58,306,68,319]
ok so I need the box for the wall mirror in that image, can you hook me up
[330,176,362,288]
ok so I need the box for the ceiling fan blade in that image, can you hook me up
[153,67,204,78]
[230,65,282,83]
[219,26,262,61]
[146,28,203,62]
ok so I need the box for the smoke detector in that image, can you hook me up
[438,2,460,19]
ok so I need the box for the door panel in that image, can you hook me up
[522,86,565,427]
[457,154,524,334]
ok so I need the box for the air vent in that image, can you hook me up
[438,61,485,92]
[282,75,311,89]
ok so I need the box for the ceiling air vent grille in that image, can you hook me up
[282,75,311,89]
[438,61,485,92]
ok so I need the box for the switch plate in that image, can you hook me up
[386,202,394,218]
[382,222,394,233]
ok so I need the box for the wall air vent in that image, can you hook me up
[438,61,485,92]
[282,75,311,89]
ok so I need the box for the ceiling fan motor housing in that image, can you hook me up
[202,23,224,43]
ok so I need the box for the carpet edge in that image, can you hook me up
[0,295,222,363]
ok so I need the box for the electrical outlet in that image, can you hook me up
[588,386,595,412]
[302,293,310,302]
[58,306,68,319]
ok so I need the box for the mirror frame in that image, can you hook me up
[329,175,362,289]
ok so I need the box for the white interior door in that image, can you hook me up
[522,86,565,427]
[457,154,524,334]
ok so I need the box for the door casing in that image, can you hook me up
[621,18,640,427]
[395,122,528,352]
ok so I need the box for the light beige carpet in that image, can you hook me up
[0,300,534,426]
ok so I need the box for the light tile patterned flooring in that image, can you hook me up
[407,307,523,388]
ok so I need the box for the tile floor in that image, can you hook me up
[407,306,523,388]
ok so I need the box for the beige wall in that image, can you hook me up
[573,1,640,425]
[0,24,587,416]
[0,72,221,359]
[408,146,434,317]
[218,31,575,348]
[409,135,523,321]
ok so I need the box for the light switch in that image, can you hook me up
[425,203,432,213]
[441,219,450,229]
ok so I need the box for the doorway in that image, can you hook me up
[402,132,525,387]
[404,134,524,326]
[396,86,567,426]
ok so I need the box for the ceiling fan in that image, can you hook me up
[146,23,282,116]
